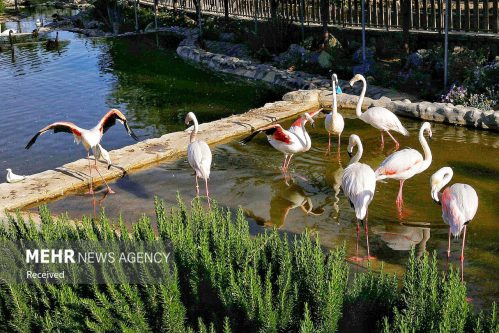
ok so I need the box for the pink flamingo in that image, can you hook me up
[325,73,344,156]
[430,166,478,281]
[349,74,409,149]
[375,122,432,210]
[341,134,377,261]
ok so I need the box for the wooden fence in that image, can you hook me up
[156,0,499,34]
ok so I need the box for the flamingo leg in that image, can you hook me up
[94,158,115,194]
[396,180,405,208]
[325,133,331,155]
[280,154,289,172]
[385,130,400,150]
[460,225,467,282]
[364,213,375,260]
[380,131,384,148]
[348,221,363,262]
[86,152,94,195]
[195,176,200,197]
[337,134,341,158]
[285,154,294,170]
[447,227,451,259]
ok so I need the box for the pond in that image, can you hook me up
[0,16,281,174]
[2,8,498,311]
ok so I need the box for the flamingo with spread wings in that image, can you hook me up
[25,109,138,194]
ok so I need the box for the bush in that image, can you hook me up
[0,200,497,332]
[0,0,4,13]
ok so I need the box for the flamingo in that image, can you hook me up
[341,134,377,261]
[185,112,212,201]
[349,74,409,149]
[324,73,344,156]
[1,29,17,36]
[240,112,315,177]
[430,166,478,280]
[25,109,138,194]
[375,122,432,210]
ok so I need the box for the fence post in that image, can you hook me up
[270,0,278,21]
[444,0,449,89]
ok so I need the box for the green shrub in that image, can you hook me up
[0,0,4,14]
[0,200,497,332]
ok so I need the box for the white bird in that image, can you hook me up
[35,19,42,29]
[26,109,138,194]
[324,73,344,156]
[430,166,478,279]
[185,112,212,201]
[349,74,409,150]
[1,29,17,36]
[375,122,432,210]
[6,168,26,183]
[241,112,316,178]
[341,134,377,261]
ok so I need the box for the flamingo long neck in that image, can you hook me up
[435,169,453,200]
[190,116,199,143]
[350,138,363,165]
[419,127,432,171]
[355,77,367,118]
[332,81,338,116]
[299,117,311,148]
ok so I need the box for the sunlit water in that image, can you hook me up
[2,8,497,310]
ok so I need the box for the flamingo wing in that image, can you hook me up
[187,140,212,179]
[98,109,139,140]
[341,163,376,220]
[442,184,478,236]
[25,122,82,149]
[363,107,409,135]
[240,124,291,145]
[375,148,423,179]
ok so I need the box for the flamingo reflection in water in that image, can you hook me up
[373,223,431,258]
[244,179,324,228]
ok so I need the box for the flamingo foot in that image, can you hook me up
[364,255,377,261]
[348,256,364,262]
[106,187,116,194]
[85,189,95,195]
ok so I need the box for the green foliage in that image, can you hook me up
[0,201,497,332]
[0,0,4,14]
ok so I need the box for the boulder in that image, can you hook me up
[318,51,332,69]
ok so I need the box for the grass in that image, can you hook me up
[0,198,497,332]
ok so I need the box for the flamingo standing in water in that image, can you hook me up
[240,112,316,177]
[430,167,478,280]
[185,112,212,201]
[341,134,377,261]
[375,122,432,210]
[25,109,138,194]
[349,74,408,149]
[324,73,344,156]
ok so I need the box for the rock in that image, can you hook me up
[318,51,332,69]
[219,32,236,42]
[403,99,411,104]
[85,20,104,29]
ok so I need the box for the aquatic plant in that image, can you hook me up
[0,199,497,332]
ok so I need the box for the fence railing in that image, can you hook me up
[155,0,499,34]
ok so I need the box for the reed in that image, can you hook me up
[0,198,496,332]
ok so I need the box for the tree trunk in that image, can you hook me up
[270,0,278,21]
[321,0,330,42]
[401,0,411,53]
[224,0,229,21]
[194,0,202,37]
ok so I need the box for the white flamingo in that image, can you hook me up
[185,112,212,200]
[341,134,377,261]
[288,109,321,153]
[1,29,17,36]
[240,113,315,177]
[349,74,409,149]
[375,122,432,210]
[25,109,138,194]
[430,167,478,280]
[325,73,344,156]
[6,169,26,183]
